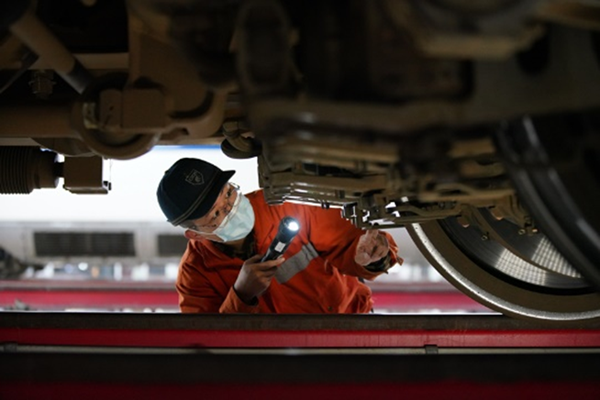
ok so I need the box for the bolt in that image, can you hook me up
[489,207,504,220]
[29,70,55,99]
[518,229,526,235]
[481,234,489,241]
[456,216,470,228]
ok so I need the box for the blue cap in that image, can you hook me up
[156,158,235,226]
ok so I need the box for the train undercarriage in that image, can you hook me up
[1,0,600,320]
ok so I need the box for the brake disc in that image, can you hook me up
[472,207,581,278]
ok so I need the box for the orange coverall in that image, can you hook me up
[176,190,400,313]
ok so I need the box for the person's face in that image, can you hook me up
[186,183,239,240]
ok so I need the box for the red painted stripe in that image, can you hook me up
[372,291,490,311]
[0,289,486,311]
[2,381,599,400]
[0,290,178,309]
[1,328,599,348]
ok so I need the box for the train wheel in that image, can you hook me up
[406,218,600,321]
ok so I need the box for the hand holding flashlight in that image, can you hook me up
[234,216,300,304]
[261,216,300,262]
[234,254,284,304]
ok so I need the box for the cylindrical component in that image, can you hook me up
[0,147,59,194]
[8,7,93,93]
[0,104,77,138]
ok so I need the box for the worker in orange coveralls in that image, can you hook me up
[157,158,402,313]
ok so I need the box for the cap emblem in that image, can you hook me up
[185,170,204,186]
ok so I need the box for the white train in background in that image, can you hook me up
[0,220,187,279]
[0,146,260,278]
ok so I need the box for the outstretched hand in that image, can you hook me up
[354,229,390,266]
[234,254,285,304]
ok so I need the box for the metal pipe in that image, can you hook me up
[0,104,78,138]
[8,6,93,93]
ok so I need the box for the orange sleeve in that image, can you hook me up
[176,256,222,313]
[219,288,260,314]
[176,243,261,314]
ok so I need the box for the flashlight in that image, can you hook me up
[261,216,300,262]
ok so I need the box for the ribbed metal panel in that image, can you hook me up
[157,234,188,257]
[34,232,135,257]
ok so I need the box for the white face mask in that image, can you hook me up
[199,192,255,242]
